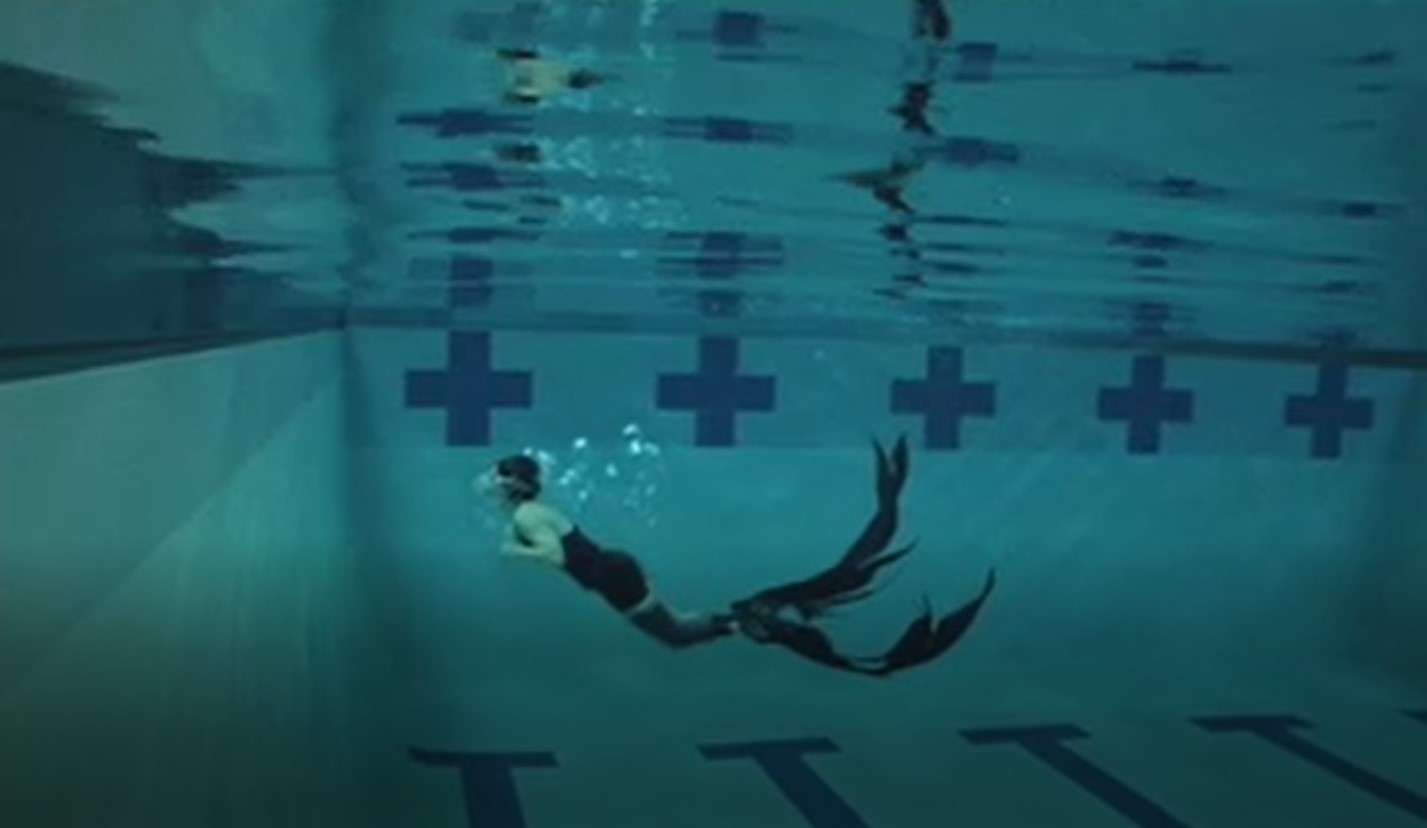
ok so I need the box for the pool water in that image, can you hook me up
[1,1,1426,826]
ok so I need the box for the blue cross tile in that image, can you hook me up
[928,260,992,277]
[662,116,795,145]
[1127,300,1172,337]
[658,232,786,317]
[405,331,533,446]
[693,289,744,318]
[712,10,770,49]
[404,162,543,193]
[696,231,785,275]
[1132,52,1233,75]
[1106,299,1197,342]
[951,42,999,83]
[891,347,997,450]
[938,137,1022,168]
[1132,254,1172,271]
[407,257,527,311]
[449,257,495,308]
[659,231,786,278]
[1284,360,1375,459]
[1304,329,1361,350]
[1107,229,1209,254]
[922,212,1008,229]
[656,337,776,447]
[1315,279,1364,295]
[675,11,798,55]
[414,226,542,245]
[396,108,533,138]
[1331,200,1402,220]
[1098,355,1195,454]
[1143,176,1228,201]
[708,51,804,66]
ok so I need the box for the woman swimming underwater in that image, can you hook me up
[477,437,996,675]
[479,453,738,648]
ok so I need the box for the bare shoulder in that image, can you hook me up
[514,501,572,533]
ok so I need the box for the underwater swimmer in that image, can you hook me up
[497,48,607,105]
[478,454,737,648]
[478,439,996,674]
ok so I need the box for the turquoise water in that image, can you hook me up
[2,1,1427,826]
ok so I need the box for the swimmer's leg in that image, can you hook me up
[626,594,736,649]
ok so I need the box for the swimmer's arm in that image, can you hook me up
[501,514,565,567]
[501,534,561,566]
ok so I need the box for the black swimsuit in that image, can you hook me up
[554,526,651,613]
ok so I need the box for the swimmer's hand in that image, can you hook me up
[500,538,563,567]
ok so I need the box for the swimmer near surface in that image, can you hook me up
[496,48,608,105]
[479,435,997,678]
